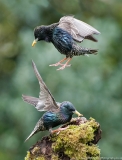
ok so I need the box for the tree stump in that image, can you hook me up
[25,117,102,160]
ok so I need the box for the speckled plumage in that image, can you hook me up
[32,15,100,70]
[22,61,82,141]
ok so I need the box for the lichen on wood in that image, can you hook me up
[25,117,102,160]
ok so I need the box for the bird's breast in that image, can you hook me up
[52,27,73,55]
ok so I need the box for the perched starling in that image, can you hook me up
[32,15,100,70]
[22,61,82,141]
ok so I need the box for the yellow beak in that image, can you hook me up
[73,110,83,117]
[32,38,38,47]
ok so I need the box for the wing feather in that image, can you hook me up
[58,16,100,42]
[30,61,59,112]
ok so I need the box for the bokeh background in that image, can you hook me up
[0,0,122,159]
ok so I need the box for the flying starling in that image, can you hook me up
[32,15,100,70]
[22,61,82,141]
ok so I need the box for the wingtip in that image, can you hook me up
[31,60,38,76]
[31,59,44,84]
[98,30,101,34]
[24,137,29,143]
[31,60,38,73]
[31,60,35,67]
[95,30,101,35]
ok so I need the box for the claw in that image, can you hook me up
[49,57,67,67]
[57,64,71,70]
[49,62,61,67]
[50,126,69,135]
[57,126,69,135]
[59,64,71,67]
[49,57,72,70]
[49,63,71,67]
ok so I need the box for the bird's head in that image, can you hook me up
[32,25,47,46]
[61,101,82,117]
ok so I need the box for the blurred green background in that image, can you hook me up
[0,0,122,159]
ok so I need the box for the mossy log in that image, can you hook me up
[25,117,102,160]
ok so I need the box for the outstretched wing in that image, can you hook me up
[58,16,100,42]
[22,61,59,112]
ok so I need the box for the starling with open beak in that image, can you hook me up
[32,16,100,70]
[22,61,82,141]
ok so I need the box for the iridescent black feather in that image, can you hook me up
[22,61,82,141]
[32,16,100,70]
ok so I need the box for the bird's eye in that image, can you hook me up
[70,108,75,112]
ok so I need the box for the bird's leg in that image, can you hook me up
[49,126,69,134]
[49,57,71,67]
[57,58,72,70]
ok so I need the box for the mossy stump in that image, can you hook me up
[25,117,102,160]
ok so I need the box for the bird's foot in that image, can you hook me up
[49,62,71,67]
[50,126,69,135]
[57,64,71,70]
[49,62,61,67]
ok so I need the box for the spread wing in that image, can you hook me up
[58,16,100,42]
[22,61,59,112]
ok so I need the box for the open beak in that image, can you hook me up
[32,38,38,47]
[73,110,83,117]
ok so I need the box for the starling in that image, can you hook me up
[22,61,82,141]
[32,15,100,70]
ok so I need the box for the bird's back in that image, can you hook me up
[42,110,72,129]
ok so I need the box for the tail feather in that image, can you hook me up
[22,95,39,107]
[80,48,98,55]
[72,44,98,56]
[25,119,43,142]
[89,49,98,55]
[25,128,38,142]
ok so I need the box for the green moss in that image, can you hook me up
[52,118,100,160]
[36,157,45,160]
[25,150,45,160]
[25,151,59,160]
[25,118,101,160]
[86,144,100,157]
[25,151,31,160]
[51,154,59,160]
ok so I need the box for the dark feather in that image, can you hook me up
[22,61,59,112]
[32,15,100,70]
[23,62,82,141]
